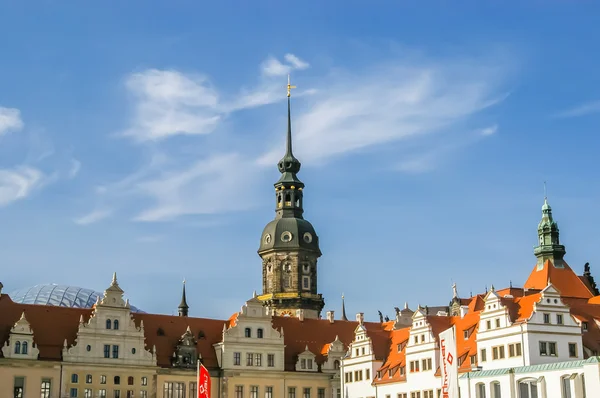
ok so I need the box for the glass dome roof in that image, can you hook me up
[8,284,144,313]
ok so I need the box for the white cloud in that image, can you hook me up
[0,166,46,206]
[68,159,81,179]
[74,208,112,225]
[132,153,260,222]
[0,107,24,136]
[480,124,498,136]
[258,60,508,167]
[261,54,310,77]
[284,54,310,70]
[555,100,600,118]
[93,50,509,222]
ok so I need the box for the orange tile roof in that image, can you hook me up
[524,260,593,299]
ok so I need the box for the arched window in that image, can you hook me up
[475,383,486,398]
[244,328,252,338]
[128,376,134,385]
[257,328,264,338]
[21,341,28,355]
[518,378,539,398]
[106,319,112,329]
[71,374,79,383]
[561,375,573,398]
[114,376,121,385]
[490,381,501,398]
[285,193,291,203]
[14,341,20,354]
[334,360,340,370]
[113,319,119,330]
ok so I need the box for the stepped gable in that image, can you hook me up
[271,316,391,371]
[0,293,91,360]
[134,313,226,368]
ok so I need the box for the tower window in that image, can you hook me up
[285,193,291,202]
[302,276,310,290]
[106,319,112,329]
[245,328,252,338]
[113,320,119,330]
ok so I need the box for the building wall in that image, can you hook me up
[0,359,61,398]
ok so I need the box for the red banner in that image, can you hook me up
[198,361,211,398]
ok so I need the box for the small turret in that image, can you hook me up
[178,280,189,317]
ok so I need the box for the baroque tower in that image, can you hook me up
[257,76,325,319]
[533,197,566,270]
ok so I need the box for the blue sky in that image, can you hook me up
[1,1,599,320]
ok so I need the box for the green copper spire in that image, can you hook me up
[534,195,566,269]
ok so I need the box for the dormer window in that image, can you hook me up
[463,330,469,339]
[257,328,264,338]
[583,322,588,331]
[245,328,252,338]
[106,319,112,329]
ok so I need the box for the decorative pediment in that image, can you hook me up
[240,292,269,318]
[99,273,128,309]
[1,312,40,360]
[172,326,198,368]
[295,345,317,372]
[322,336,345,373]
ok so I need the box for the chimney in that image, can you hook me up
[356,312,364,324]
[459,306,469,318]
[296,309,305,322]
[327,310,335,323]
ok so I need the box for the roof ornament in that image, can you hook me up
[378,310,383,323]
[404,302,409,310]
[490,284,495,293]
[111,272,118,286]
[452,283,458,299]
[287,74,296,98]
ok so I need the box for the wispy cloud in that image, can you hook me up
[0,166,47,206]
[554,100,600,118]
[0,107,24,136]
[85,50,509,222]
[74,208,112,225]
[68,159,81,179]
[480,124,498,136]
[261,54,310,77]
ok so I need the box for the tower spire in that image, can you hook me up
[341,293,348,321]
[178,279,189,317]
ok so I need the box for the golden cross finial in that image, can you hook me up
[287,74,296,97]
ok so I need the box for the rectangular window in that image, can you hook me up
[337,389,341,398]
[85,389,93,398]
[486,320,491,329]
[174,383,185,398]
[268,354,275,367]
[251,386,259,398]
[234,352,241,365]
[470,355,476,365]
[114,391,121,398]
[14,377,25,398]
[99,390,107,398]
[127,390,135,398]
[540,341,548,356]
[301,358,307,369]
[569,343,577,357]
[112,345,119,359]
[303,388,311,398]
[414,336,418,344]
[495,318,500,328]
[492,346,504,359]
[266,387,274,398]
[104,344,110,358]
[318,388,326,398]
[463,330,469,339]
[164,382,174,398]
[308,359,313,369]
[289,387,296,398]
[41,379,52,398]
[543,313,550,324]
[141,377,147,386]
[101,375,107,384]
[480,348,486,362]
[549,342,557,356]
[255,353,262,367]
[236,386,244,398]
[71,388,78,398]
[190,382,197,398]
[366,368,370,379]
[302,276,310,290]
[557,314,564,325]
[247,353,254,366]
[141,392,147,398]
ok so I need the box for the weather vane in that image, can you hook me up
[287,74,296,97]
